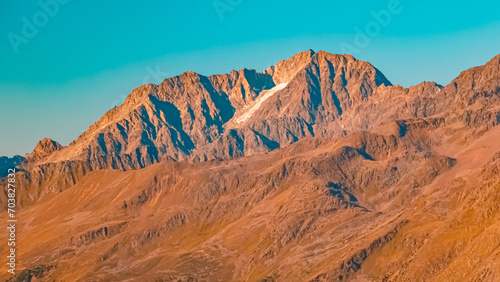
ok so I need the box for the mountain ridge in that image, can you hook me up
[26,50,392,166]
[2,50,500,281]
[2,50,500,209]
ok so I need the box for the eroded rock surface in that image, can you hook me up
[1,51,500,281]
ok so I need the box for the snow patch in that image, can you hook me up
[234,83,288,124]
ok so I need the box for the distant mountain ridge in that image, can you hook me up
[22,50,393,167]
[2,50,500,208]
[0,155,25,178]
[3,51,500,282]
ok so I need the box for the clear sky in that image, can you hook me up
[1,0,500,157]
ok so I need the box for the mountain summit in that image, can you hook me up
[5,50,500,208]
[34,50,392,168]
[2,51,500,281]
[4,50,500,209]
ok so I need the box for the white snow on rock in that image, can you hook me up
[234,83,288,124]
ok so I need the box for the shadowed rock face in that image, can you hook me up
[7,51,500,208]
[27,50,394,168]
[2,51,500,281]
[0,155,25,178]
[26,138,62,161]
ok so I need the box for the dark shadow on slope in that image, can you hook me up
[356,147,374,161]
[327,182,358,203]
[397,120,408,137]
[305,66,323,119]
[326,182,370,212]
[228,129,245,156]
[97,133,109,155]
[200,75,236,124]
[254,131,280,151]
[149,95,195,153]
[326,60,344,116]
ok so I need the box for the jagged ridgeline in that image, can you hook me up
[1,51,500,281]
[5,50,500,208]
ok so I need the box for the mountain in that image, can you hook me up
[33,50,393,167]
[4,50,398,207]
[0,155,25,178]
[1,50,500,281]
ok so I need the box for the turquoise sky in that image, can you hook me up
[1,0,500,157]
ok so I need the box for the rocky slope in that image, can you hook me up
[3,124,500,281]
[34,50,393,167]
[3,50,397,207]
[9,51,498,209]
[1,51,500,281]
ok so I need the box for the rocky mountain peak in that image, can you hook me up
[447,53,500,95]
[27,138,62,161]
[5,50,500,282]
[487,53,500,67]
[271,49,316,84]
[17,51,500,182]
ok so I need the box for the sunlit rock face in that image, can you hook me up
[2,51,500,282]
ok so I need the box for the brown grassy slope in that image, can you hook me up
[1,53,499,281]
[3,122,493,281]
[349,125,500,281]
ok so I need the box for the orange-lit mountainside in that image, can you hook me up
[2,50,500,281]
